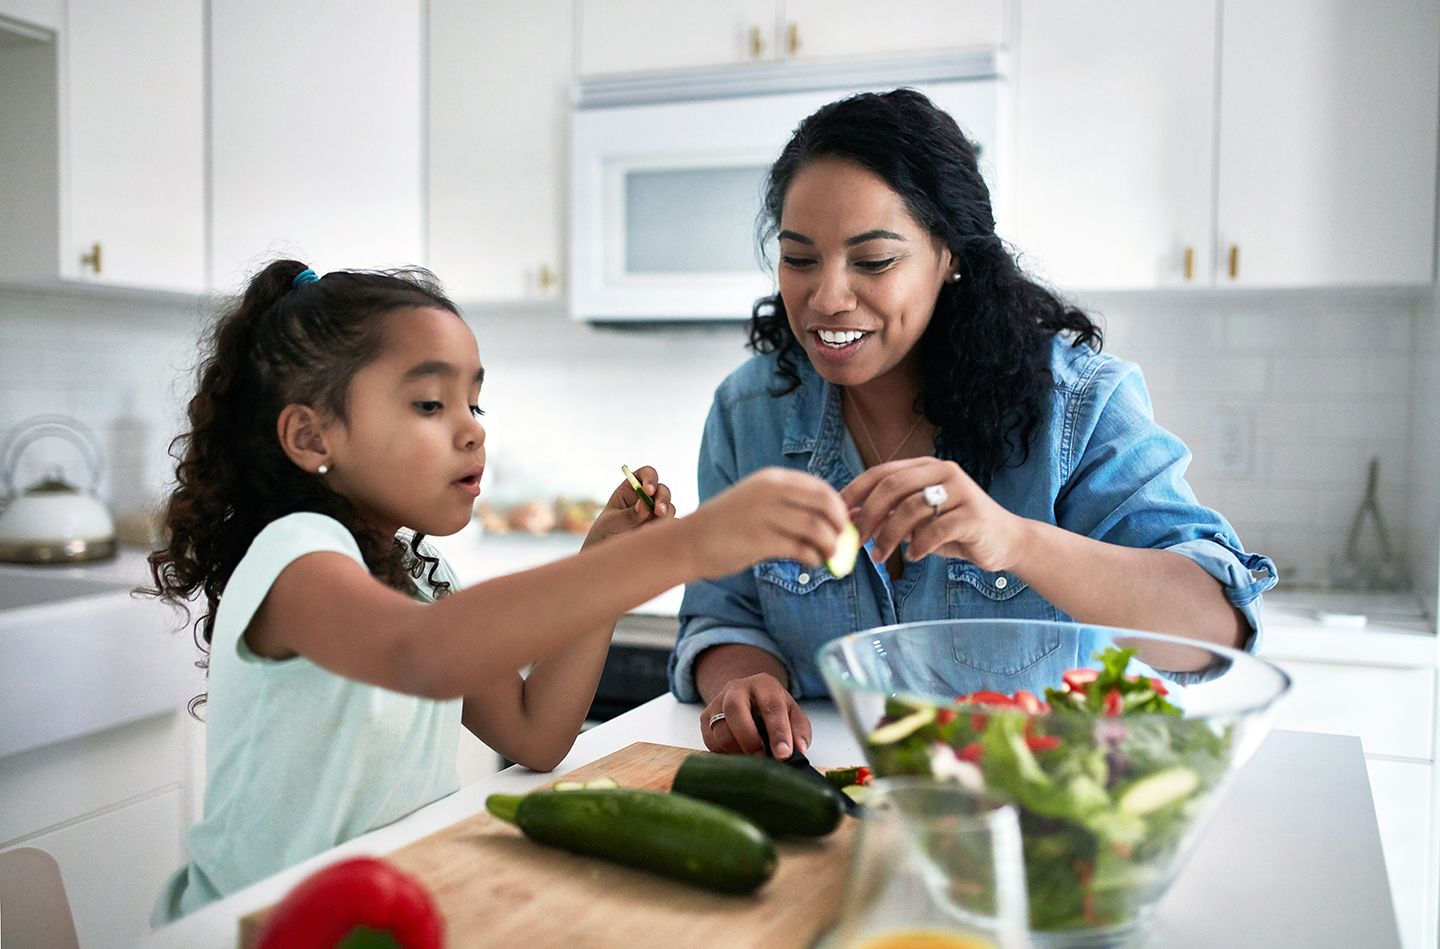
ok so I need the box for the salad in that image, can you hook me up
[863,647,1233,932]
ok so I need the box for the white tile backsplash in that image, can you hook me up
[0,284,1426,588]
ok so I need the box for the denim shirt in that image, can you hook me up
[669,337,1278,702]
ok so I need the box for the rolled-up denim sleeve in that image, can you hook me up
[1056,359,1279,656]
[667,393,795,702]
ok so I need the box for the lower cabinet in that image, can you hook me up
[1263,652,1438,949]
[0,709,197,948]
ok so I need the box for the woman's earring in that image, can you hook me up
[950,271,962,283]
[317,464,329,475]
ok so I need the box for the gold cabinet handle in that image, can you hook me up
[786,23,800,55]
[1228,244,1239,279]
[748,25,764,58]
[1183,246,1194,281]
[538,264,558,293]
[80,241,102,274]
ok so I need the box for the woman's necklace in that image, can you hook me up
[848,394,925,465]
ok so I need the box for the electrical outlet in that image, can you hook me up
[1209,408,1254,478]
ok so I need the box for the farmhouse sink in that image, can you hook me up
[0,561,200,758]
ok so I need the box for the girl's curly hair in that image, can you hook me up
[749,88,1103,489]
[142,260,458,712]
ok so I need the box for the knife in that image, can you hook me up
[753,717,860,816]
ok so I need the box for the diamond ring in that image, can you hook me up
[708,712,727,728]
[922,483,949,518]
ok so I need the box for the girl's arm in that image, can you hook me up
[459,473,672,772]
[247,468,850,705]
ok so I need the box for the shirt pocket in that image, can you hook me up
[945,560,1063,676]
[753,560,859,653]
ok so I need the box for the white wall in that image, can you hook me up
[0,286,1421,589]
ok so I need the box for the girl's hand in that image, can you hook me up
[685,467,849,579]
[582,465,673,549]
[700,673,812,760]
[842,458,1027,571]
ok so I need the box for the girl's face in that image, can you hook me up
[777,158,955,390]
[321,306,486,538]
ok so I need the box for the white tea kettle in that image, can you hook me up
[0,415,116,563]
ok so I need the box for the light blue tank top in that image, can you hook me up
[152,513,463,924]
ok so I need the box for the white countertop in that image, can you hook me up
[141,695,1399,949]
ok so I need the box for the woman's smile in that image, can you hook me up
[810,327,872,363]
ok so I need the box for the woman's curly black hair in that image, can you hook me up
[749,88,1103,489]
[141,259,457,713]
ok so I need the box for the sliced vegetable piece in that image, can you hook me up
[1118,766,1200,816]
[826,522,861,578]
[867,705,937,745]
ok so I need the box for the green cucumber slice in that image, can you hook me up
[826,522,861,577]
[867,706,937,745]
[1118,766,1200,815]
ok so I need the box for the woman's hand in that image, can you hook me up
[582,465,673,549]
[700,672,812,760]
[684,467,849,579]
[842,458,1027,571]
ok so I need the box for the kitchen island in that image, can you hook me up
[141,695,1399,948]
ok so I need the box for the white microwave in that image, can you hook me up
[569,51,1006,323]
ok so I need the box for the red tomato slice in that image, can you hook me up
[1062,668,1100,692]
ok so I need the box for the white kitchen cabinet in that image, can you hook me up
[1012,0,1439,291]
[1366,758,1434,949]
[576,0,1005,76]
[428,0,570,303]
[209,0,424,293]
[1260,636,1439,949]
[0,0,58,31]
[1216,0,1439,288]
[1012,0,1215,290]
[0,0,206,293]
[0,711,196,949]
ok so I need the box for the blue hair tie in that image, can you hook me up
[292,268,320,288]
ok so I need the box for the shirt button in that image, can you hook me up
[994,575,1009,590]
[797,572,811,585]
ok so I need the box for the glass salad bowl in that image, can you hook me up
[816,619,1290,948]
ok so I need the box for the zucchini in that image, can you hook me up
[671,754,844,838]
[486,788,776,894]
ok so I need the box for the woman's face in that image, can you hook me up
[777,158,955,389]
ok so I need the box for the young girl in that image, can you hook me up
[146,260,850,922]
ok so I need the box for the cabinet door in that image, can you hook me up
[0,0,58,31]
[1011,0,1215,290]
[429,0,570,302]
[210,0,424,291]
[1217,0,1440,288]
[65,0,205,292]
[576,0,777,75]
[16,788,186,949]
[1365,758,1433,949]
[781,0,1004,60]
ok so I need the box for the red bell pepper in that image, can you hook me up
[254,856,443,949]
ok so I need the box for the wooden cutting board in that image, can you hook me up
[239,742,859,948]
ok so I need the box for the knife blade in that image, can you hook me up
[753,717,860,816]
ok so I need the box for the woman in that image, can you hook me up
[668,89,1277,760]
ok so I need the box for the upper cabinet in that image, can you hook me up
[208,0,424,293]
[1216,0,1439,289]
[428,0,571,304]
[0,0,205,293]
[1011,0,1439,292]
[576,0,1006,76]
[0,0,59,31]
